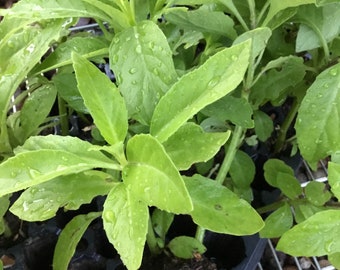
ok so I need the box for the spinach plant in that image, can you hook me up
[0,0,340,269]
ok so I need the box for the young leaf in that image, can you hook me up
[53,212,101,270]
[151,40,251,142]
[277,210,340,256]
[72,52,128,145]
[123,134,193,213]
[151,209,174,241]
[253,110,274,142]
[184,175,264,235]
[295,63,340,169]
[305,181,331,206]
[294,201,325,223]
[109,20,177,125]
[10,171,116,221]
[167,236,207,259]
[165,8,237,39]
[260,203,293,238]
[328,162,340,200]
[103,183,148,270]
[163,122,231,170]
[229,150,255,189]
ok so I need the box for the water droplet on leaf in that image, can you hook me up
[104,210,116,223]
[208,76,220,88]
[28,168,41,179]
[135,45,142,54]
[129,67,137,74]
[330,68,337,76]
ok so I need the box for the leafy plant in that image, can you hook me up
[0,0,340,269]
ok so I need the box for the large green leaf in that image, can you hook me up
[123,134,193,213]
[277,210,340,256]
[103,183,148,270]
[184,175,264,235]
[163,122,230,170]
[73,52,128,145]
[165,8,237,39]
[10,171,116,221]
[53,212,101,270]
[295,3,340,52]
[295,63,340,169]
[109,20,177,125]
[151,40,251,142]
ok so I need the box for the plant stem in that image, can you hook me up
[146,217,162,255]
[256,200,286,214]
[274,97,299,154]
[257,1,270,25]
[247,0,256,29]
[57,95,69,136]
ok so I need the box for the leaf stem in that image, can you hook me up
[146,216,162,255]
[247,0,256,29]
[57,95,69,136]
[257,1,270,25]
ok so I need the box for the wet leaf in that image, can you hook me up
[295,63,340,169]
[163,122,230,170]
[109,20,177,125]
[73,52,128,145]
[53,212,101,270]
[103,183,148,270]
[260,203,293,238]
[168,236,206,259]
[151,40,251,142]
[277,210,340,256]
[305,181,331,206]
[123,134,193,213]
[184,175,264,235]
[10,171,116,221]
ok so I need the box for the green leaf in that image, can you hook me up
[262,0,315,27]
[163,123,230,170]
[109,20,177,125]
[253,110,274,142]
[305,181,331,206]
[10,171,116,221]
[295,63,340,169]
[201,95,254,128]
[17,84,57,143]
[151,209,174,241]
[53,212,101,270]
[103,183,148,270]
[0,195,10,234]
[328,253,340,269]
[229,150,255,189]
[33,36,109,74]
[260,203,293,238]
[53,73,88,113]
[328,162,340,200]
[0,136,119,196]
[72,52,128,145]
[165,8,237,39]
[123,134,193,213]
[277,209,340,256]
[250,56,306,107]
[316,0,340,5]
[151,40,251,142]
[233,27,272,63]
[184,175,264,235]
[295,3,340,52]
[167,236,206,259]
[294,201,325,223]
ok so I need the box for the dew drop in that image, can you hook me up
[324,240,334,253]
[7,40,14,48]
[61,156,68,161]
[131,80,137,85]
[23,201,29,212]
[134,33,140,39]
[30,187,38,195]
[11,171,17,177]
[144,187,150,193]
[113,37,120,44]
[129,67,137,74]
[231,55,238,61]
[28,168,41,178]
[323,83,329,88]
[135,45,142,54]
[125,37,131,42]
[148,42,155,50]
[208,76,221,88]
[329,68,337,76]
[104,210,116,223]
[153,68,159,76]
[111,54,119,64]
[317,93,323,98]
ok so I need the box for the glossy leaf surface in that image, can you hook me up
[295,63,340,169]
[109,20,177,125]
[123,134,193,213]
[73,52,128,145]
[53,212,101,270]
[163,123,230,170]
[103,183,148,270]
[10,171,116,221]
[184,175,264,235]
[277,210,340,256]
[151,40,251,142]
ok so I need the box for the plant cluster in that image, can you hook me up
[0,0,340,269]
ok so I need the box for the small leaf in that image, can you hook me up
[10,171,116,221]
[276,172,302,199]
[151,209,174,241]
[305,181,332,206]
[295,63,340,169]
[277,210,340,256]
[151,40,251,142]
[163,122,230,170]
[294,201,325,223]
[53,212,101,270]
[72,52,128,145]
[103,183,148,270]
[123,134,193,213]
[229,150,255,189]
[168,236,206,259]
[109,20,177,125]
[253,110,274,142]
[184,175,264,235]
[264,159,295,187]
[260,203,293,238]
